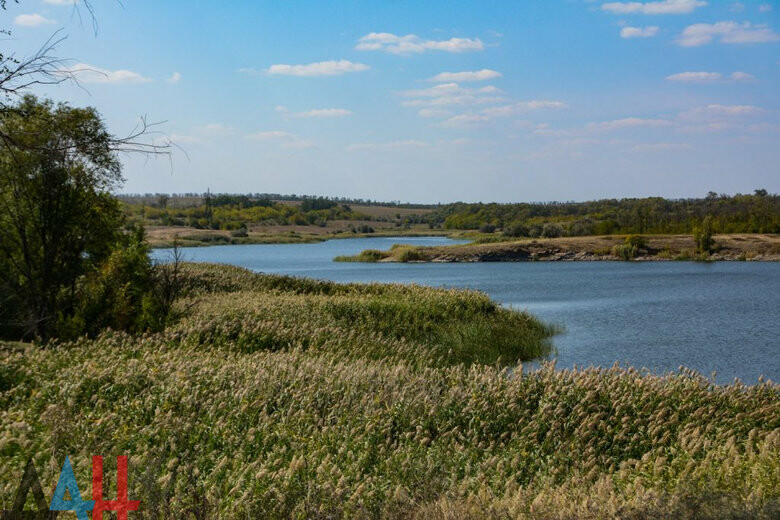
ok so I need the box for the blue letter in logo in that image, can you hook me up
[50,456,95,520]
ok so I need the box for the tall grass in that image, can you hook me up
[0,263,777,519]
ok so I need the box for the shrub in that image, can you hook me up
[479,223,496,233]
[612,243,638,261]
[334,249,387,263]
[694,216,715,254]
[541,223,564,238]
[230,227,249,238]
[503,223,529,237]
[624,234,647,250]
[397,247,427,262]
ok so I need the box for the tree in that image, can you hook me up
[0,95,124,339]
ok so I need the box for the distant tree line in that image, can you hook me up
[427,191,779,236]
[123,196,365,231]
[118,193,436,210]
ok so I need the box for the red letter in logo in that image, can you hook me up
[92,456,140,520]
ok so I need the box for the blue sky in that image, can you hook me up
[5,0,780,202]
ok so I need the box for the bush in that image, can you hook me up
[231,227,249,238]
[397,247,427,262]
[503,223,529,237]
[479,223,496,233]
[612,243,638,261]
[65,227,160,338]
[624,234,647,250]
[694,216,715,254]
[541,223,564,238]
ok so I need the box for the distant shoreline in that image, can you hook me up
[334,234,780,263]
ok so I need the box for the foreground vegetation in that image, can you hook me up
[1,264,778,519]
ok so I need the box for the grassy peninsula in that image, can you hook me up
[2,264,779,519]
[336,233,780,263]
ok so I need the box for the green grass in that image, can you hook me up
[1,263,777,519]
[335,244,431,263]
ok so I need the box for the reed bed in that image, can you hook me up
[0,263,777,519]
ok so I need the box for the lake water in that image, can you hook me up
[152,237,780,384]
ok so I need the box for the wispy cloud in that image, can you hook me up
[679,104,764,119]
[438,114,491,128]
[630,142,692,152]
[620,26,659,38]
[730,71,755,81]
[194,124,235,136]
[59,63,152,84]
[347,140,429,151]
[666,71,722,82]
[759,4,772,12]
[292,108,352,118]
[356,33,484,55]
[254,60,369,77]
[677,21,780,46]
[586,117,674,132]
[14,14,57,27]
[602,0,707,15]
[245,131,314,149]
[166,72,182,84]
[401,83,505,107]
[665,71,756,82]
[481,101,567,118]
[428,69,502,82]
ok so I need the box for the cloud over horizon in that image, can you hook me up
[356,33,485,54]
[263,60,370,77]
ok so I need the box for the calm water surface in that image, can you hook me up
[152,237,780,384]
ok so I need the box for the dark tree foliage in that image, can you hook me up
[0,96,124,339]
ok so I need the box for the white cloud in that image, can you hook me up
[696,104,763,116]
[439,114,491,128]
[665,71,756,82]
[677,21,780,47]
[759,4,772,12]
[265,60,369,77]
[43,0,76,4]
[356,33,484,55]
[666,71,722,82]
[292,108,352,118]
[730,71,755,81]
[166,72,182,84]
[60,63,152,84]
[194,123,234,135]
[347,140,429,151]
[245,131,313,149]
[587,117,674,131]
[428,69,502,82]
[620,26,659,38]
[245,131,296,140]
[677,104,764,126]
[602,0,707,15]
[14,14,57,27]
[730,2,745,12]
[401,83,505,107]
[417,108,452,118]
[481,100,567,117]
[630,142,692,152]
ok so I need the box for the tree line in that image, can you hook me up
[427,191,779,236]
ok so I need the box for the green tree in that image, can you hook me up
[0,95,124,339]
